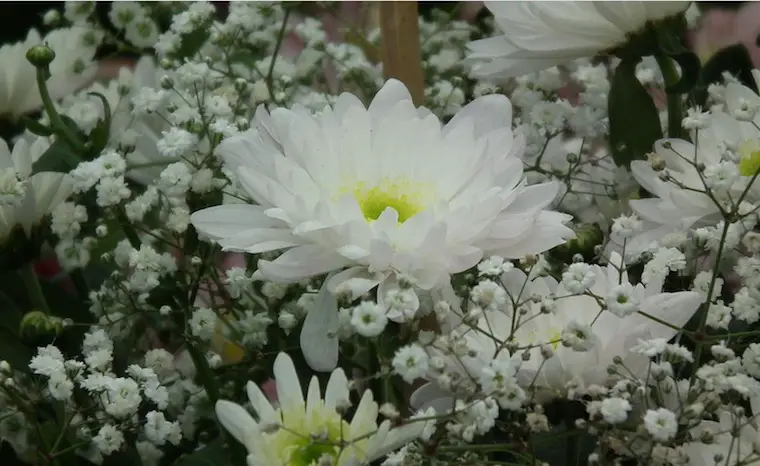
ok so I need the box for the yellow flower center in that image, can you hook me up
[738,139,760,177]
[548,330,562,350]
[347,178,430,224]
[267,402,367,466]
[521,328,563,350]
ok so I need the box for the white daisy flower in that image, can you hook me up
[215,352,425,466]
[413,252,702,408]
[0,28,97,117]
[467,1,689,79]
[0,135,74,244]
[619,76,760,258]
[191,79,573,370]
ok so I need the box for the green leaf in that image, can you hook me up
[0,289,32,371]
[174,28,211,60]
[20,117,54,137]
[87,92,112,155]
[0,326,32,372]
[656,20,700,94]
[30,138,82,175]
[608,59,663,167]
[691,43,757,107]
[177,438,229,466]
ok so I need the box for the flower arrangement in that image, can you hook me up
[0,2,759,466]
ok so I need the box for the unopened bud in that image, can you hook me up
[647,152,666,171]
[160,75,174,90]
[26,44,55,68]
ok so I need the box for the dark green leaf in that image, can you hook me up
[40,278,93,325]
[608,59,663,167]
[656,23,700,94]
[30,138,82,175]
[103,445,141,466]
[177,438,229,466]
[20,117,54,137]
[87,92,112,155]
[691,43,757,107]
[0,326,32,372]
[174,29,211,61]
[59,115,85,136]
[0,287,32,371]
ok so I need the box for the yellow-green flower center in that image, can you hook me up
[739,139,760,177]
[347,178,430,224]
[522,328,563,350]
[267,403,366,466]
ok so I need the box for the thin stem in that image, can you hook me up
[115,208,141,249]
[19,261,50,314]
[654,53,684,139]
[35,68,84,153]
[126,157,180,171]
[266,7,292,100]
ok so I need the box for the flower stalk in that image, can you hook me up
[33,67,85,154]
[654,53,684,139]
[19,261,50,315]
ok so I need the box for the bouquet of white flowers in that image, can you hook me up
[0,2,759,466]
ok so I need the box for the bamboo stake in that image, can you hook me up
[379,1,425,105]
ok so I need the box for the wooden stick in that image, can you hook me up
[379,1,425,105]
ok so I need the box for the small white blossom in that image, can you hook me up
[643,408,678,442]
[351,301,388,337]
[392,344,429,383]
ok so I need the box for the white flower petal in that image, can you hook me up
[324,367,349,410]
[246,381,277,425]
[215,400,257,451]
[299,277,339,372]
[273,352,304,410]
[191,204,283,240]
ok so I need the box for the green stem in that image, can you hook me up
[126,157,180,171]
[70,269,89,301]
[266,7,292,100]
[19,262,49,314]
[565,419,581,466]
[35,68,84,153]
[185,339,247,464]
[185,340,220,401]
[654,53,684,139]
[115,208,141,249]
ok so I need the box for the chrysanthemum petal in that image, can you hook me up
[299,277,340,372]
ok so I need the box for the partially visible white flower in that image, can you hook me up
[93,424,124,456]
[561,262,595,294]
[467,2,689,79]
[215,353,424,465]
[0,27,97,116]
[599,397,631,424]
[0,136,74,242]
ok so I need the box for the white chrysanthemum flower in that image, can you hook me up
[215,352,424,466]
[191,79,573,370]
[618,75,760,258]
[0,136,74,242]
[683,410,760,465]
[56,56,167,185]
[0,28,97,117]
[467,1,689,79]
[413,252,702,408]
